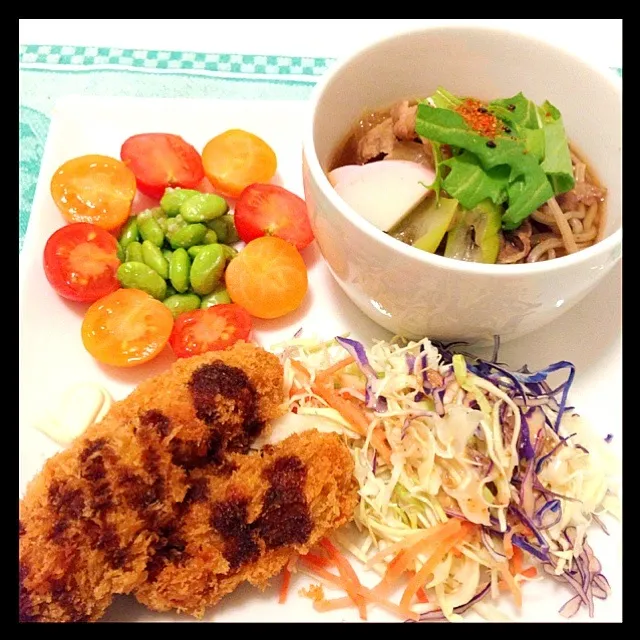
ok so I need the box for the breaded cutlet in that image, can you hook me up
[134,430,359,618]
[19,343,285,622]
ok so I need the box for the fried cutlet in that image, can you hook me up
[134,430,359,618]
[19,342,284,622]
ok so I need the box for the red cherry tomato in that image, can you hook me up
[43,222,121,302]
[120,133,205,199]
[169,304,252,358]
[234,183,314,250]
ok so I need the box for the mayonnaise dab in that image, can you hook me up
[33,383,113,446]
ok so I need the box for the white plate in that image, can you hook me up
[19,96,622,623]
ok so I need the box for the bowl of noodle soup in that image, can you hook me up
[302,25,622,343]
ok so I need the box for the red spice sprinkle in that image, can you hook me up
[456,98,500,138]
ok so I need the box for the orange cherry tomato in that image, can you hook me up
[50,154,137,231]
[225,236,308,319]
[81,289,174,367]
[201,129,277,198]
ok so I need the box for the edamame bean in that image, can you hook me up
[189,244,226,296]
[156,217,169,233]
[136,206,165,223]
[203,229,218,245]
[221,245,238,262]
[125,241,144,263]
[117,262,167,300]
[163,293,202,318]
[162,248,173,263]
[180,193,228,223]
[139,218,165,247]
[169,223,207,250]
[169,248,191,293]
[164,283,177,299]
[166,214,187,239]
[187,245,206,259]
[119,217,139,249]
[200,286,231,309]
[207,214,239,244]
[160,188,201,217]
[141,240,170,279]
[116,240,125,263]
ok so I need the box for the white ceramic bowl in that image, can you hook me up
[302,26,622,344]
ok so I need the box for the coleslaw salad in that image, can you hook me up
[268,333,621,622]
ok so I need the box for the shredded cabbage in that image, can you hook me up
[273,334,621,621]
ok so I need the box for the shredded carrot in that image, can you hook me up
[510,545,524,576]
[416,586,430,603]
[279,565,292,604]
[315,356,355,384]
[497,562,523,608]
[320,539,368,620]
[303,552,333,569]
[519,566,538,579]
[400,523,473,610]
[374,519,463,594]
[290,359,311,384]
[312,383,391,463]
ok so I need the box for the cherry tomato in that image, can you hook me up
[234,183,314,250]
[169,304,252,358]
[81,289,174,367]
[225,236,308,319]
[50,154,137,231]
[120,133,205,199]
[201,129,277,198]
[43,222,121,302]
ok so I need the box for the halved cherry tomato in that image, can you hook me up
[234,184,314,250]
[50,154,137,231]
[43,222,121,302]
[225,236,308,319]
[201,129,277,198]
[169,304,252,358]
[120,133,205,199]
[81,289,174,367]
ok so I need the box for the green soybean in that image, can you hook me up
[163,293,202,318]
[139,218,165,247]
[164,283,178,299]
[117,262,167,300]
[187,245,206,259]
[169,248,191,293]
[180,193,228,223]
[119,217,139,249]
[160,188,201,217]
[116,240,125,263]
[141,240,170,279]
[156,217,169,233]
[200,286,231,309]
[125,241,144,263]
[189,244,226,296]
[136,206,165,224]
[221,245,238,262]
[169,223,207,250]
[203,229,218,245]
[166,214,188,239]
[207,214,239,244]
[162,248,174,263]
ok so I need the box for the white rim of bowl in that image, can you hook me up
[302,24,622,277]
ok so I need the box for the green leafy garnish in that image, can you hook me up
[442,151,509,209]
[415,90,575,230]
[429,87,463,110]
[539,100,575,195]
[489,92,541,129]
